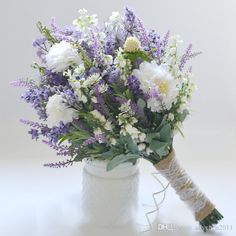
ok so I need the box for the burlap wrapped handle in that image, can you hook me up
[154,150,219,225]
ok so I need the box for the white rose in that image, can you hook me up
[45,41,82,73]
[46,94,77,127]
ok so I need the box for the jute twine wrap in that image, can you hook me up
[154,150,215,222]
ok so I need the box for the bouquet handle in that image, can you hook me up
[154,150,223,231]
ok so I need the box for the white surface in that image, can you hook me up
[0,131,235,236]
[0,0,236,235]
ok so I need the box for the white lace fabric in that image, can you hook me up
[156,156,209,215]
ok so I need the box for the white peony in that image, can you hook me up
[45,41,82,73]
[133,61,178,112]
[46,94,77,127]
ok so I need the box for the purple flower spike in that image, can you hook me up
[83,134,107,146]
[127,75,142,96]
[10,79,35,88]
[44,159,74,168]
[179,44,192,71]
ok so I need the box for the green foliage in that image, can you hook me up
[36,21,58,44]
[177,109,189,123]
[124,50,149,62]
[75,43,93,69]
[159,123,172,145]
[137,98,146,111]
[149,140,169,157]
[31,62,46,75]
[107,153,140,171]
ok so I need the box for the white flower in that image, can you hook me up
[110,137,117,145]
[123,124,140,140]
[104,121,112,131]
[109,12,121,22]
[146,147,153,155]
[94,127,103,135]
[104,55,113,66]
[133,61,178,112]
[46,41,82,73]
[105,12,122,30]
[114,48,131,79]
[46,94,77,127]
[123,36,141,52]
[72,9,98,30]
[139,133,146,142]
[98,84,108,93]
[82,73,101,88]
[90,110,106,123]
[167,113,175,122]
[138,143,146,151]
[91,96,98,103]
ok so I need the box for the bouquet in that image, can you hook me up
[12,8,223,231]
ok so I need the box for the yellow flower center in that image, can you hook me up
[158,81,169,94]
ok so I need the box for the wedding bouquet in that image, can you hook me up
[13,8,223,231]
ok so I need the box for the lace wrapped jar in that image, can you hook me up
[81,158,139,227]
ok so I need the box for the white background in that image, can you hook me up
[0,0,236,235]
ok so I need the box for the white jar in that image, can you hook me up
[81,158,139,227]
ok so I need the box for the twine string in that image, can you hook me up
[139,172,169,233]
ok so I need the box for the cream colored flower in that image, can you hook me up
[123,36,141,52]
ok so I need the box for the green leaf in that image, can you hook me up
[156,116,168,131]
[137,98,146,111]
[124,51,149,61]
[36,21,58,44]
[107,154,140,171]
[159,123,172,145]
[125,135,139,154]
[145,132,160,143]
[178,109,189,122]
[150,140,169,157]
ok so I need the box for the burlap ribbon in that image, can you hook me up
[154,150,215,221]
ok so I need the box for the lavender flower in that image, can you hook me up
[20,119,47,129]
[93,84,110,117]
[21,87,52,119]
[123,8,138,35]
[148,30,162,62]
[137,18,149,47]
[42,140,75,156]
[44,159,73,168]
[104,35,116,55]
[127,75,142,96]
[10,79,35,88]
[28,129,39,140]
[179,44,192,71]
[82,134,107,146]
[50,17,81,42]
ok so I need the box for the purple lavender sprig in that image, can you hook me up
[42,140,74,156]
[93,84,110,117]
[10,79,35,88]
[82,134,107,146]
[161,30,170,58]
[179,44,196,71]
[137,18,149,47]
[44,159,74,168]
[123,8,139,35]
[127,75,142,96]
[20,119,47,129]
